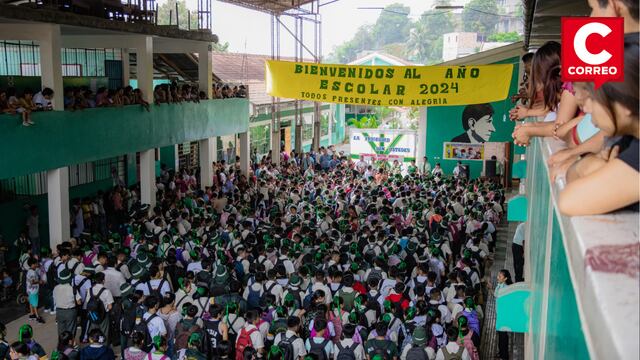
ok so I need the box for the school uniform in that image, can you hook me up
[54,282,82,336]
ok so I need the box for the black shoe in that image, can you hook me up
[28,314,36,320]
[36,317,45,324]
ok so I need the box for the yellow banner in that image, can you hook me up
[265,60,513,106]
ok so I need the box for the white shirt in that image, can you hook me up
[103,267,126,297]
[400,345,436,360]
[135,278,172,296]
[144,311,167,338]
[513,222,525,246]
[334,339,366,360]
[237,324,264,351]
[84,284,114,311]
[274,330,307,359]
[435,342,470,360]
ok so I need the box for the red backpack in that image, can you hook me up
[235,327,257,360]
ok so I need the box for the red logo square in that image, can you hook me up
[561,17,624,88]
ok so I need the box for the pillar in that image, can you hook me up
[312,103,321,152]
[417,107,427,167]
[140,149,156,207]
[122,48,130,87]
[239,131,250,177]
[134,36,154,103]
[47,167,70,247]
[198,43,213,99]
[271,104,280,166]
[39,24,64,111]
[199,138,215,189]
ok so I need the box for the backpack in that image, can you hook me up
[246,285,262,310]
[134,313,158,352]
[86,288,107,323]
[462,309,480,335]
[336,343,358,360]
[406,346,428,360]
[147,279,167,298]
[175,320,201,351]
[367,268,383,283]
[308,338,330,360]
[235,327,257,360]
[442,346,464,360]
[262,281,277,300]
[46,260,62,288]
[120,299,138,339]
[368,342,390,360]
[233,260,245,281]
[338,289,357,312]
[278,334,297,360]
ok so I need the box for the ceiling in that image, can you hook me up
[217,0,316,14]
[524,0,590,49]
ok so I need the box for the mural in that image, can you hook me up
[425,56,520,178]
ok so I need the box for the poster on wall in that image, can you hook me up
[443,142,484,160]
[266,60,513,106]
[350,129,416,162]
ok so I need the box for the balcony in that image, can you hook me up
[0,98,249,180]
[513,124,639,359]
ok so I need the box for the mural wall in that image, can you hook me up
[425,56,520,178]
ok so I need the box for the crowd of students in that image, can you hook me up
[510,0,639,216]
[0,80,247,127]
[0,146,508,360]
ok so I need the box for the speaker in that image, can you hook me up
[485,159,497,177]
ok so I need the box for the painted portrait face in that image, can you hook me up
[470,114,495,141]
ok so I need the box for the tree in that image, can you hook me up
[212,41,230,52]
[157,0,198,30]
[372,3,411,47]
[407,9,454,64]
[462,0,499,37]
[488,32,522,42]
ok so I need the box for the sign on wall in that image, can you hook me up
[443,142,484,161]
[266,60,513,106]
[350,129,416,162]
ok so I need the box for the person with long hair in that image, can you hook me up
[559,40,639,215]
[510,41,580,146]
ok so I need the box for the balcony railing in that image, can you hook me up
[520,122,639,359]
[0,98,249,180]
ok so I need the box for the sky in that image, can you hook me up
[200,0,447,57]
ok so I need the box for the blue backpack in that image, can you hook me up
[233,260,245,280]
[247,285,261,310]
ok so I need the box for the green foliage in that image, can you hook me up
[212,41,230,52]
[157,0,198,30]
[371,3,412,47]
[488,32,522,42]
[462,0,499,36]
[347,115,380,129]
[407,9,454,64]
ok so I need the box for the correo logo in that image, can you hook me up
[561,17,624,88]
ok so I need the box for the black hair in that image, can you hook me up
[446,326,458,341]
[596,0,639,20]
[313,318,327,332]
[10,342,29,356]
[521,52,534,63]
[145,295,160,309]
[92,272,105,284]
[461,104,494,131]
[287,316,301,328]
[57,331,74,351]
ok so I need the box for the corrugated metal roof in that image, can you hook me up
[523,0,589,49]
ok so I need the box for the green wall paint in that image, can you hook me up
[0,99,249,180]
[0,178,113,261]
[424,57,520,178]
[544,212,590,360]
[160,146,177,171]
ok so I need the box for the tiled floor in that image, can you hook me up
[480,213,525,360]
